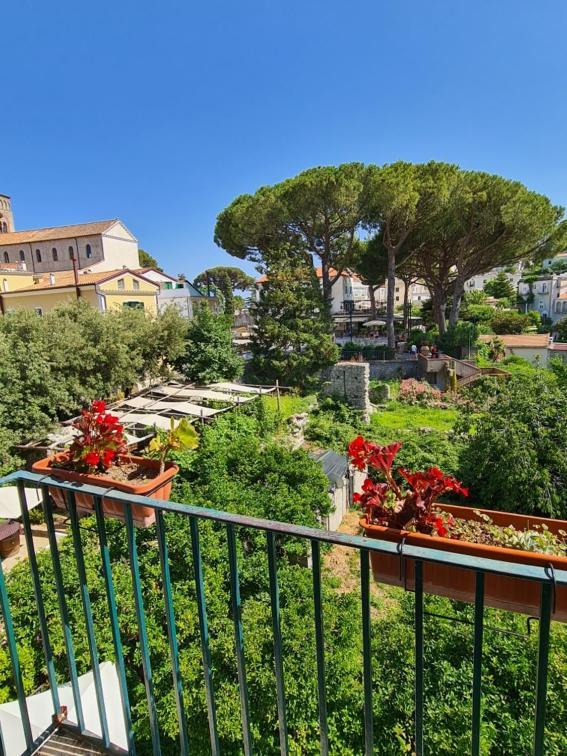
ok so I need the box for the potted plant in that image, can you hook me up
[32,401,198,527]
[349,436,567,621]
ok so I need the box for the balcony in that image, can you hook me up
[0,472,564,754]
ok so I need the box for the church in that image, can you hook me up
[0,194,140,274]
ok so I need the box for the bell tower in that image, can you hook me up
[0,195,14,233]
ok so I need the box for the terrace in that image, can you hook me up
[0,472,563,755]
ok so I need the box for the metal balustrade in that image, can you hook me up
[0,470,565,755]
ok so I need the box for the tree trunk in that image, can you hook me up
[448,275,466,328]
[386,248,396,349]
[368,286,376,319]
[432,290,447,335]
[402,280,410,335]
[320,261,333,307]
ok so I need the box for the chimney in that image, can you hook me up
[16,261,26,272]
[49,273,55,286]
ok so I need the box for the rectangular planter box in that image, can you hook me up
[32,454,179,528]
[362,504,567,622]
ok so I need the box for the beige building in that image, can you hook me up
[0,268,159,316]
[478,333,552,365]
[0,195,139,275]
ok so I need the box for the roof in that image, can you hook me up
[0,220,119,245]
[1,268,158,294]
[478,333,551,348]
[310,449,348,485]
[548,342,567,351]
[0,263,29,272]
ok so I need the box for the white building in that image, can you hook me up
[0,194,139,274]
[518,275,567,323]
[464,263,524,294]
[138,268,219,317]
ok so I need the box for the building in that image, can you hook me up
[0,194,139,274]
[518,274,567,322]
[137,268,219,317]
[477,333,552,365]
[0,268,159,315]
[464,263,524,294]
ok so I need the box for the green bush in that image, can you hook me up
[490,311,531,334]
[458,372,567,517]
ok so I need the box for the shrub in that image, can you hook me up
[398,378,442,407]
[177,305,243,384]
[437,322,478,358]
[490,311,531,334]
[458,372,567,517]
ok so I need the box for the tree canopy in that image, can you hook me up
[176,304,243,384]
[194,266,254,317]
[250,254,338,388]
[483,271,516,299]
[214,163,369,305]
[138,248,162,270]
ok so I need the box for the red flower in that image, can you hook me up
[102,450,116,467]
[103,414,120,425]
[348,436,371,471]
[84,451,100,466]
[91,400,106,414]
[367,442,401,477]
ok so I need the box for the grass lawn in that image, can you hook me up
[262,393,316,421]
[370,400,458,433]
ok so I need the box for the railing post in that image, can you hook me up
[471,571,485,756]
[414,560,424,756]
[311,540,329,755]
[41,485,85,733]
[189,516,219,755]
[156,510,190,755]
[267,532,288,755]
[17,481,61,715]
[360,548,373,756]
[0,559,33,750]
[93,495,136,754]
[226,523,253,755]
[533,581,552,755]
[67,490,110,749]
[124,501,161,755]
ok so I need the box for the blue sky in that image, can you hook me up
[2,0,566,280]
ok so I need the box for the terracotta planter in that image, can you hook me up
[0,522,21,558]
[32,453,179,528]
[361,504,567,622]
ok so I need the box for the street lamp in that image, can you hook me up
[342,298,355,342]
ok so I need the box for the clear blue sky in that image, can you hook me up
[3,0,566,280]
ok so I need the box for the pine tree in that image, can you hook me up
[177,305,243,383]
[251,255,338,388]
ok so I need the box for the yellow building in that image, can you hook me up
[0,268,159,316]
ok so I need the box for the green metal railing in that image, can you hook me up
[0,470,565,755]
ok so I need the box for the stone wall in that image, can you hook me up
[321,361,371,420]
[368,359,419,380]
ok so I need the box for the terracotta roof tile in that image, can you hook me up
[478,333,551,347]
[3,268,157,293]
[548,342,567,351]
[0,220,118,245]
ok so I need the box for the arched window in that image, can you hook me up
[68,245,74,259]
[52,248,58,261]
[3,252,8,263]
[36,249,42,263]
[85,244,92,259]
[19,250,25,262]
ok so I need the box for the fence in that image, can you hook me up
[0,471,564,755]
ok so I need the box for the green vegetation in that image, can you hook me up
[0,301,187,464]
[176,304,243,384]
[371,401,457,433]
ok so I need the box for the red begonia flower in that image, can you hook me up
[84,451,100,466]
[91,400,106,414]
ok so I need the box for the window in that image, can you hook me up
[163,282,173,290]
[19,250,25,262]
[52,248,58,261]
[175,283,184,289]
[117,278,125,290]
[122,301,144,310]
[68,245,74,258]
[85,244,92,259]
[35,249,42,263]
[34,307,43,316]
[133,279,140,290]
[3,252,8,263]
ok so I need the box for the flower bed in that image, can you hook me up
[349,436,567,620]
